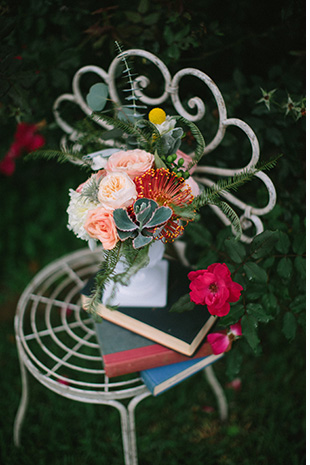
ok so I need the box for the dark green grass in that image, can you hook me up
[0,315,305,465]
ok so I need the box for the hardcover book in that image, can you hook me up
[94,319,218,377]
[140,353,224,396]
[81,260,217,356]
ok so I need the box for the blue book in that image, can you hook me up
[140,353,224,396]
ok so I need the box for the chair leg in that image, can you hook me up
[13,348,29,446]
[127,391,152,465]
[204,365,228,421]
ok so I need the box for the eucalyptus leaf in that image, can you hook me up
[86,83,109,112]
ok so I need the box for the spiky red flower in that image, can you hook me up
[134,168,194,241]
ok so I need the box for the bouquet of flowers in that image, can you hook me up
[30,49,277,354]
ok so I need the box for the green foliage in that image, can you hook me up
[184,224,306,378]
[0,0,305,392]
[86,83,109,111]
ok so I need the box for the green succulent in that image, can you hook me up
[113,198,172,249]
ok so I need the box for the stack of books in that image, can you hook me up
[81,259,226,396]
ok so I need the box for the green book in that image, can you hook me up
[81,260,217,356]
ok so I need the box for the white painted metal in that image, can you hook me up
[53,48,276,243]
[14,247,227,464]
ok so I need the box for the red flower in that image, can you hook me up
[207,322,242,354]
[188,263,243,316]
[15,123,45,152]
[0,122,45,176]
[134,167,194,242]
[0,157,16,176]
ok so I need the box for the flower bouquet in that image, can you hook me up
[30,49,277,354]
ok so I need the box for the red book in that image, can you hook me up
[94,319,223,378]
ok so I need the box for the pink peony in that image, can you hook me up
[97,171,137,210]
[84,207,119,250]
[106,149,154,179]
[207,322,242,355]
[188,263,243,317]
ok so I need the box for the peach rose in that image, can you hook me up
[106,149,154,179]
[97,171,137,210]
[84,207,118,250]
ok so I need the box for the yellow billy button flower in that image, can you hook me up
[148,108,166,125]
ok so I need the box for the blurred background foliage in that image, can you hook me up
[0,0,305,333]
[0,1,306,462]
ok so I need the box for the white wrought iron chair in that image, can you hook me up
[14,49,276,465]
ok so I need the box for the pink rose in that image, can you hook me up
[188,263,243,317]
[106,149,154,179]
[97,171,137,210]
[84,207,118,250]
[207,322,242,354]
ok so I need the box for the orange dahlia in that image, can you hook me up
[134,168,195,242]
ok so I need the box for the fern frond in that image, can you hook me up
[25,148,90,167]
[213,200,242,240]
[92,112,156,151]
[194,157,279,209]
[84,243,123,315]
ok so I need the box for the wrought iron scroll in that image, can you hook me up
[53,49,276,243]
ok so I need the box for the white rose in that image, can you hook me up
[67,189,98,240]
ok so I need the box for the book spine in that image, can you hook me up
[141,354,223,396]
[103,342,215,377]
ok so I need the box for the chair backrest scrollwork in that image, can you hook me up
[53,49,276,243]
